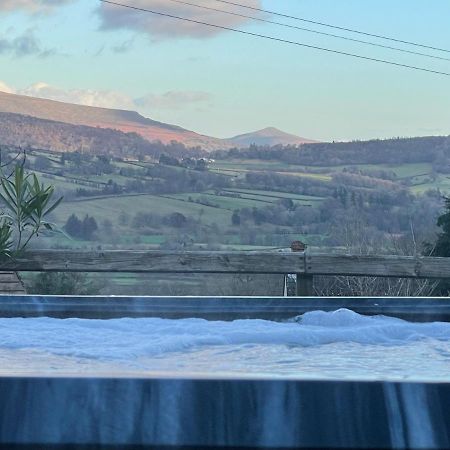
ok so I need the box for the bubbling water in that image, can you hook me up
[1,308,450,379]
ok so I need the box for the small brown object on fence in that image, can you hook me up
[291,241,307,252]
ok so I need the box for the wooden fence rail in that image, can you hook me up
[1,250,450,278]
[1,250,450,296]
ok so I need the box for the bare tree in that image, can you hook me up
[314,216,439,297]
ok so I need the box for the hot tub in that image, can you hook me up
[1,295,450,449]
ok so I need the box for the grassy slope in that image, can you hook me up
[45,156,330,225]
[54,193,232,225]
[32,152,448,253]
[211,159,440,192]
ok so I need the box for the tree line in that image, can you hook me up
[214,136,450,168]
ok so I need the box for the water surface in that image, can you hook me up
[1,309,449,381]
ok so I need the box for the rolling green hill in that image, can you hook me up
[0,134,447,256]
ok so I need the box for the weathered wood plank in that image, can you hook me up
[0,250,306,274]
[0,273,24,283]
[306,254,450,278]
[0,251,450,279]
[0,285,26,292]
[0,271,26,294]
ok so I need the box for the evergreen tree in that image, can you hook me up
[82,215,98,240]
[165,212,187,228]
[427,197,450,295]
[431,197,450,257]
[64,214,82,237]
[231,210,241,226]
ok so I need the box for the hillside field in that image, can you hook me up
[0,138,443,259]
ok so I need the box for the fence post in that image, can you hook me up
[296,273,314,296]
[291,241,314,297]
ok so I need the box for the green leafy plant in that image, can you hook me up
[0,165,63,255]
[0,222,13,257]
[29,272,102,295]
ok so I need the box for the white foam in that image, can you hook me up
[0,309,449,362]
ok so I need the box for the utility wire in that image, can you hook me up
[161,0,450,62]
[212,0,450,54]
[99,0,450,77]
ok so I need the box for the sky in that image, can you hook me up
[0,0,449,141]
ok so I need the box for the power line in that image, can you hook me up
[212,0,450,55]
[161,0,450,62]
[100,0,450,77]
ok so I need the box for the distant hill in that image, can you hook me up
[0,91,318,151]
[229,127,318,147]
[0,112,204,158]
[0,91,226,150]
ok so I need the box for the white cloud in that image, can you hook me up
[0,0,74,14]
[98,0,262,40]
[18,82,136,110]
[136,91,212,110]
[0,81,14,94]
[0,81,212,113]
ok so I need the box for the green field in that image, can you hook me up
[210,162,332,182]
[19,149,450,256]
[290,162,432,178]
[212,159,436,189]
[224,189,324,202]
[167,192,270,210]
[53,193,233,226]
[410,175,450,194]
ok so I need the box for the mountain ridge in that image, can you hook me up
[0,90,317,150]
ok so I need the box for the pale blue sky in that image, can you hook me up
[0,0,449,141]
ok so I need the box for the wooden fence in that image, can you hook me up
[2,250,450,296]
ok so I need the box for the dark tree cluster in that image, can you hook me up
[130,211,195,231]
[64,214,99,240]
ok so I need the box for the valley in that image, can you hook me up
[0,92,448,295]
